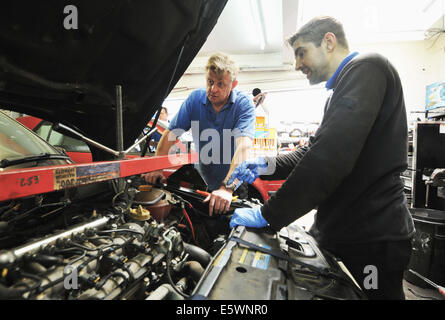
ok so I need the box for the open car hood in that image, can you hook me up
[0,0,227,160]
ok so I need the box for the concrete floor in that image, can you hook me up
[295,211,444,300]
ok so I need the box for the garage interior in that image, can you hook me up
[167,0,445,300]
[1,0,445,301]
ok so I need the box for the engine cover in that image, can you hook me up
[192,222,366,300]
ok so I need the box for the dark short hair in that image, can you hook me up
[287,16,349,49]
[161,107,168,114]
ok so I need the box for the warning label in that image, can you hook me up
[53,167,76,189]
[238,244,271,270]
[53,163,121,190]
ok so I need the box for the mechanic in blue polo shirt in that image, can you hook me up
[143,53,255,216]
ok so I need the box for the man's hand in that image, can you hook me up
[203,186,233,216]
[253,92,267,105]
[227,157,269,185]
[229,206,268,229]
[141,170,165,185]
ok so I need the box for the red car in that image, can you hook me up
[17,115,96,163]
[16,116,186,162]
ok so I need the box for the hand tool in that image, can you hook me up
[408,269,445,297]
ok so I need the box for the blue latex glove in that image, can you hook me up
[227,157,269,185]
[229,206,269,229]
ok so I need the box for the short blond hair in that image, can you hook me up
[205,52,238,81]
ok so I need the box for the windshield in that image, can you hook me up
[0,111,70,170]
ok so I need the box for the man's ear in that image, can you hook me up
[231,79,239,90]
[324,32,337,52]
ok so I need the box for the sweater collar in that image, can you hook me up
[325,51,359,90]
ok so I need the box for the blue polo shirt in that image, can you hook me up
[169,89,255,191]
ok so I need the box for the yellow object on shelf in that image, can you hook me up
[255,116,266,129]
[253,127,277,157]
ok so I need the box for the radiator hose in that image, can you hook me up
[183,243,211,268]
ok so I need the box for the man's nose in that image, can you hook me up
[295,58,302,71]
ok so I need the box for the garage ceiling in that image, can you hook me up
[198,0,445,56]
[198,0,284,55]
[172,0,445,98]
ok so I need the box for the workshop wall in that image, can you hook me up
[355,37,445,122]
[165,36,445,125]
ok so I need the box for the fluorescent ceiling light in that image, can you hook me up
[423,0,438,12]
[250,0,266,50]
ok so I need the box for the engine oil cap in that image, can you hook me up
[138,185,153,192]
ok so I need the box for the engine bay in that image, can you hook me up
[0,172,365,300]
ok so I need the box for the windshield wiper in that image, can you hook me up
[0,153,71,168]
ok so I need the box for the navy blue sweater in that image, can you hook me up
[261,53,415,247]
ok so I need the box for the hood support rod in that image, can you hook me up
[54,85,158,159]
[116,85,124,159]
[54,120,157,158]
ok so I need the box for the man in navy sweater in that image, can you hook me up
[228,16,414,300]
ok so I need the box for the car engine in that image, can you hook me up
[0,173,243,300]
[0,172,365,300]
